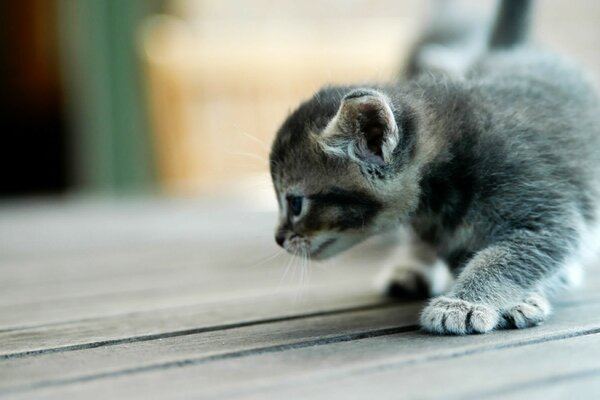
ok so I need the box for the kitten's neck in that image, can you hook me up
[397,80,482,232]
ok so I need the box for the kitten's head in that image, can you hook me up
[270,86,425,259]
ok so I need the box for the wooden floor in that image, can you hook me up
[1,197,600,399]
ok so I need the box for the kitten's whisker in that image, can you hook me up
[241,131,271,151]
[299,246,313,301]
[291,250,300,287]
[239,174,274,187]
[304,249,311,293]
[299,249,307,292]
[278,253,295,290]
[226,150,269,165]
[305,247,311,285]
[247,249,285,270]
[306,248,313,287]
[229,162,268,172]
[294,249,307,303]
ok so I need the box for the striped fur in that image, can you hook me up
[269,2,600,334]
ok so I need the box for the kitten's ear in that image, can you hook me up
[322,89,399,165]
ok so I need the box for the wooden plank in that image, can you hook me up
[0,202,394,313]
[1,229,596,328]
[0,210,276,278]
[3,302,597,399]
[0,243,246,288]
[0,236,385,305]
[2,259,597,331]
[0,303,421,393]
[498,372,600,400]
[0,198,397,277]
[230,331,600,400]
[0,252,380,330]
[4,306,600,399]
[3,250,598,307]
[0,250,273,304]
[0,199,274,259]
[0,199,401,329]
[3,272,599,356]
[2,199,599,400]
[0,282,384,356]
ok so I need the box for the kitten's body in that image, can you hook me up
[270,1,600,334]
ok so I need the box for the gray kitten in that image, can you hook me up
[269,0,600,335]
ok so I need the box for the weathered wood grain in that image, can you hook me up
[1,199,599,400]
[0,303,421,392]
[0,282,384,356]
[230,331,600,400]
[0,266,375,330]
[0,243,383,307]
[2,303,599,399]
[496,372,600,400]
[2,271,599,356]
[0,202,396,329]
[0,199,264,258]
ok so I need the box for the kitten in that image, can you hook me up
[269,0,600,335]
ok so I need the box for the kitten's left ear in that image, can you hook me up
[321,89,399,165]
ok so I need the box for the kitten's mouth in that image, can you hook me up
[310,238,337,259]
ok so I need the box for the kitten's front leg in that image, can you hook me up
[420,230,570,335]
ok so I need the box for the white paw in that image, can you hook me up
[383,268,430,300]
[421,296,499,335]
[375,259,452,300]
[500,293,552,329]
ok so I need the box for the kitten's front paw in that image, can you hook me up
[383,269,430,300]
[420,296,499,335]
[500,293,551,329]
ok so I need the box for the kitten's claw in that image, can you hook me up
[421,296,499,335]
[500,293,551,329]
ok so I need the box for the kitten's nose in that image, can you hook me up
[275,232,285,247]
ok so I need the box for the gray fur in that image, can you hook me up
[404,0,532,78]
[269,2,600,334]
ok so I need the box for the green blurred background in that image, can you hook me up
[1,0,598,199]
[1,0,162,196]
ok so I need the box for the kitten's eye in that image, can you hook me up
[287,195,303,217]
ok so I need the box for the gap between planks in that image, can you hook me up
[2,301,600,397]
[0,304,421,393]
[0,300,398,359]
[4,314,600,398]
[2,278,598,358]
[223,329,600,400]
[3,275,599,360]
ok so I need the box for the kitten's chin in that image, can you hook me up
[309,239,338,260]
[309,235,366,260]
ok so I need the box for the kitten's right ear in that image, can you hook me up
[319,89,399,165]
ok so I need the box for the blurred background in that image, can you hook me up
[1,0,599,203]
[1,5,600,392]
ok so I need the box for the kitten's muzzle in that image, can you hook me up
[275,231,286,247]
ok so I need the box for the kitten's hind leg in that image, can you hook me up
[376,235,452,300]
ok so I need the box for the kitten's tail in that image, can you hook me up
[403,0,534,78]
[488,0,533,49]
